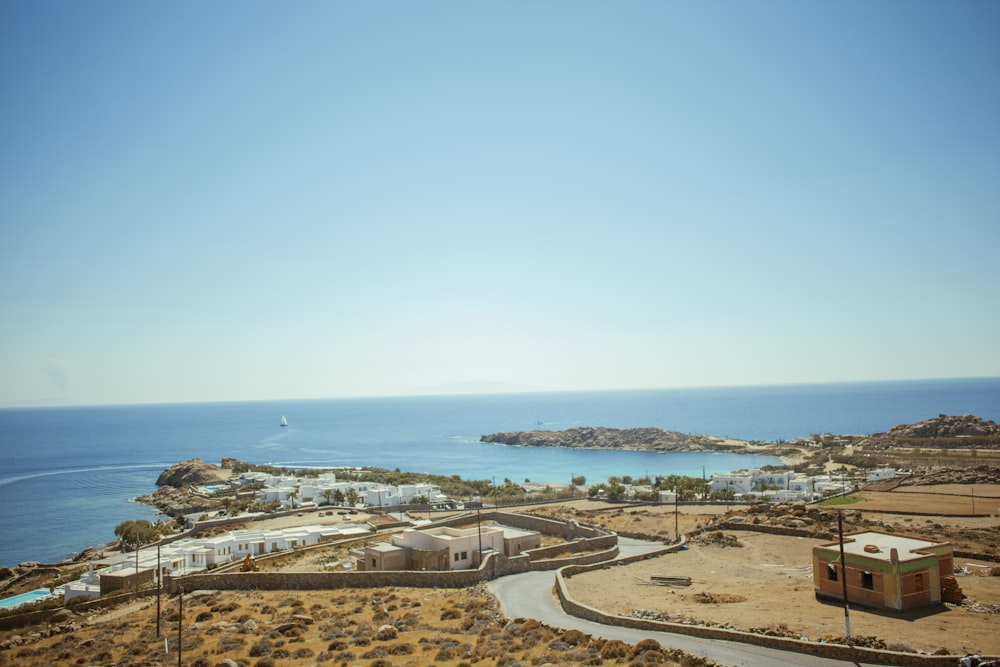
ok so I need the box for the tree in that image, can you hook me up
[114,519,157,552]
[571,475,586,486]
[115,519,158,596]
[322,489,335,507]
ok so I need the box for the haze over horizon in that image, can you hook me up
[2,2,998,408]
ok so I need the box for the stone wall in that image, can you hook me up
[529,546,620,571]
[0,589,158,632]
[167,568,484,593]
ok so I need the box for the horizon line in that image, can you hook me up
[2,374,998,411]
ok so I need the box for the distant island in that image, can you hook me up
[481,426,768,454]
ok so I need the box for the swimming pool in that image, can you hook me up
[0,588,55,610]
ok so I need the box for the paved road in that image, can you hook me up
[487,538,879,667]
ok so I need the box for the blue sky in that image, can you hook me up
[1,1,998,407]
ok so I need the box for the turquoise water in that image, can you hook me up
[0,588,54,610]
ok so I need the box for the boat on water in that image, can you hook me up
[280,415,288,427]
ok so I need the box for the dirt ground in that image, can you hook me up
[566,529,1000,656]
[4,488,998,663]
[847,487,1000,516]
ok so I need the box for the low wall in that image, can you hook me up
[529,545,620,571]
[0,589,158,632]
[167,568,483,592]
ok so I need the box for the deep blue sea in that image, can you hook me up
[1,377,998,567]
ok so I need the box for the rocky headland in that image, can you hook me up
[135,457,235,517]
[866,414,1000,447]
[481,426,754,453]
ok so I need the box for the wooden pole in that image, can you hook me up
[177,586,183,667]
[837,510,851,643]
[674,490,679,542]
[156,544,161,638]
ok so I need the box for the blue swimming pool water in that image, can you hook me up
[0,588,54,610]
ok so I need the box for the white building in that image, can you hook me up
[867,468,897,482]
[355,523,541,572]
[62,522,370,601]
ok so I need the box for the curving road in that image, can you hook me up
[487,537,879,667]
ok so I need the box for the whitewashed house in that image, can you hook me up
[867,468,897,482]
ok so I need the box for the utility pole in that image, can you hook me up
[674,490,679,542]
[134,541,139,597]
[156,544,161,638]
[837,510,851,643]
[177,586,184,667]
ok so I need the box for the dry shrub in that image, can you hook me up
[388,642,416,655]
[249,638,272,657]
[216,635,246,653]
[560,628,588,646]
[691,591,746,604]
[628,638,662,658]
[600,638,630,659]
[361,646,389,659]
[441,607,462,620]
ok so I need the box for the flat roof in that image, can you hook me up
[817,530,947,563]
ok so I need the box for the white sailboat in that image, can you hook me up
[280,415,288,427]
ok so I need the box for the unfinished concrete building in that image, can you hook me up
[812,530,955,611]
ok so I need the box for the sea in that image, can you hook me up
[1,377,998,568]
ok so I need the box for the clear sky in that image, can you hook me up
[1,1,998,407]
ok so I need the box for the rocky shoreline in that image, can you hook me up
[134,457,235,517]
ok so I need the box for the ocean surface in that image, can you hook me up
[1,377,998,567]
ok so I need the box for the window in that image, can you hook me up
[862,571,873,590]
[827,563,838,582]
[455,553,460,562]
[371,558,377,568]
[461,551,468,560]
[915,573,924,590]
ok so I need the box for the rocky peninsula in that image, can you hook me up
[135,457,234,517]
[481,426,759,453]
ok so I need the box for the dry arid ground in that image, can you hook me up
[4,485,998,664]
[537,490,1000,657]
[566,530,1000,656]
[0,585,720,667]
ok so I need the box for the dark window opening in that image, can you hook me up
[915,573,924,590]
[862,571,874,590]
[827,563,838,582]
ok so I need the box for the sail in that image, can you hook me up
[280,415,288,427]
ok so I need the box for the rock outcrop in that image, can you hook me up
[155,458,232,488]
[136,485,223,517]
[868,414,1000,448]
[896,464,1000,487]
[481,427,743,452]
